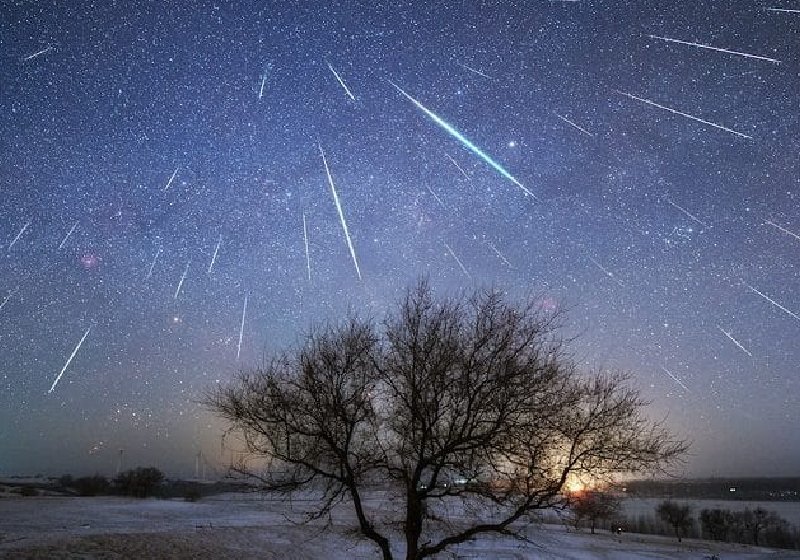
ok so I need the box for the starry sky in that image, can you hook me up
[1,0,799,478]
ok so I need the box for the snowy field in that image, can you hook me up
[2,492,800,559]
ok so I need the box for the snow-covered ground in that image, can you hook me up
[1,492,799,559]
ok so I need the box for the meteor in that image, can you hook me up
[58,221,79,250]
[388,80,533,198]
[555,113,595,137]
[319,144,362,280]
[486,240,512,268]
[8,220,31,249]
[174,261,190,299]
[647,34,781,64]
[445,153,470,180]
[258,73,267,100]
[616,91,752,139]
[746,284,800,322]
[23,46,52,61]
[163,168,179,191]
[444,242,471,280]
[717,325,753,357]
[660,366,690,393]
[0,287,20,313]
[145,248,161,280]
[765,220,800,243]
[664,198,709,228]
[456,62,493,79]
[587,256,624,287]
[764,7,800,12]
[327,62,356,101]
[48,327,91,394]
[208,235,221,274]
[237,294,248,361]
[302,213,311,282]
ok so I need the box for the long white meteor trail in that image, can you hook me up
[163,168,179,191]
[327,62,356,101]
[765,220,800,242]
[587,256,624,287]
[58,221,79,249]
[765,7,800,13]
[717,325,753,357]
[8,220,31,250]
[444,243,471,280]
[486,240,512,267]
[660,366,690,393]
[647,34,781,64]
[746,284,800,322]
[388,80,534,198]
[175,261,190,299]
[302,213,311,282]
[48,327,91,394]
[237,294,248,361]
[208,235,221,273]
[23,46,53,61]
[616,91,752,139]
[555,113,595,137]
[319,144,362,280]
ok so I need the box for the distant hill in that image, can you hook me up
[621,477,800,501]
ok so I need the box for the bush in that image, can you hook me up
[74,475,110,496]
[114,467,165,498]
[19,486,38,497]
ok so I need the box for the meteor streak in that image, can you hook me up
[444,242,471,280]
[145,248,161,280]
[486,240,512,267]
[445,153,470,180]
[587,256,624,287]
[661,366,690,393]
[765,220,800,243]
[58,221,79,249]
[163,168,179,191]
[208,235,221,273]
[319,144,362,280]
[555,113,595,137]
[717,325,753,357]
[23,46,52,61]
[426,186,446,209]
[764,7,800,12]
[8,220,31,249]
[258,73,267,100]
[746,284,800,322]
[664,198,709,228]
[237,294,248,361]
[175,261,190,299]
[388,80,533,197]
[647,34,781,64]
[456,62,493,79]
[302,213,311,282]
[616,91,752,139]
[0,287,20,313]
[327,62,356,101]
[48,327,91,394]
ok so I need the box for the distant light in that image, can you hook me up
[729,487,736,492]
[507,140,517,148]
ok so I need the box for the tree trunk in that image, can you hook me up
[405,487,423,560]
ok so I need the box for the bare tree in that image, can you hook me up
[656,500,693,542]
[207,280,687,560]
[570,490,620,534]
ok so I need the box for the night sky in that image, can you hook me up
[1,1,799,478]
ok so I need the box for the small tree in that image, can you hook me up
[114,467,164,498]
[74,474,110,496]
[208,280,687,560]
[657,500,693,542]
[700,508,734,541]
[570,490,620,534]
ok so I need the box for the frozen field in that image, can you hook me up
[1,493,800,559]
